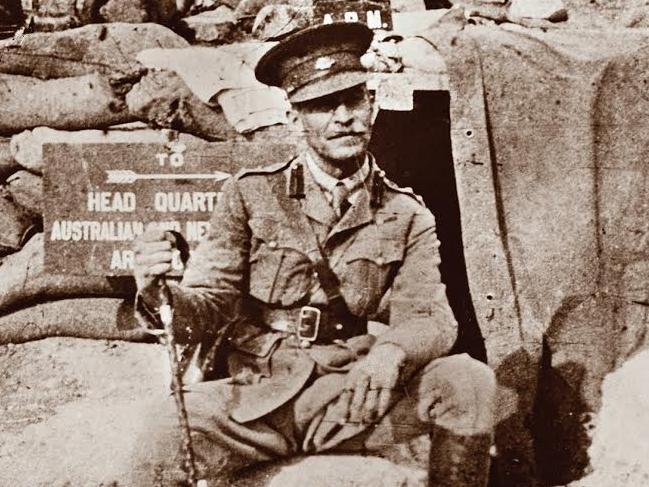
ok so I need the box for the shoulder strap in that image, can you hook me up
[236,159,292,180]
[382,177,426,206]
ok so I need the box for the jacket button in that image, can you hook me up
[268,240,278,249]
[335,323,343,330]
[376,257,385,265]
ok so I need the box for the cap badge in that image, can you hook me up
[315,56,336,71]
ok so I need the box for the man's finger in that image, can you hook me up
[138,229,170,243]
[335,390,353,425]
[363,388,380,423]
[348,375,370,424]
[377,387,393,418]
[134,240,172,254]
[138,259,174,276]
[137,250,173,266]
[144,263,174,277]
[380,366,400,391]
[343,367,362,391]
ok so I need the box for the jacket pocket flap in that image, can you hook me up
[345,237,404,265]
[249,216,308,255]
[230,331,282,358]
[248,216,278,241]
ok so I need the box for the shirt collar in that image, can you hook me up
[305,151,371,195]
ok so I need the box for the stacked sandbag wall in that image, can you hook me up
[0,8,300,342]
[0,0,451,345]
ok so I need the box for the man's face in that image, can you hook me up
[291,84,374,166]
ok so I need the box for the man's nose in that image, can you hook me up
[333,102,354,123]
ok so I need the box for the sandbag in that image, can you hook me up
[99,0,150,23]
[0,73,135,135]
[99,0,190,24]
[0,23,188,79]
[135,46,290,133]
[0,138,19,181]
[581,349,649,487]
[0,233,135,314]
[182,7,237,43]
[6,170,42,215]
[135,44,273,103]
[234,0,311,21]
[9,126,212,174]
[252,4,310,41]
[0,187,37,255]
[0,298,148,344]
[20,0,97,25]
[126,70,236,140]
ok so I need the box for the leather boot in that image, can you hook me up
[428,426,493,487]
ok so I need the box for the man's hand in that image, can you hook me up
[337,343,407,425]
[132,229,176,293]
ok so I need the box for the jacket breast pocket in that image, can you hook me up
[341,237,404,314]
[248,216,313,306]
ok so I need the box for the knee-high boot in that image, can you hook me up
[428,426,493,487]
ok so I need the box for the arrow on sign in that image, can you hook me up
[106,170,231,184]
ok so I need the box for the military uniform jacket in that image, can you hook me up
[153,152,458,423]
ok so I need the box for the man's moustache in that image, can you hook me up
[327,132,365,139]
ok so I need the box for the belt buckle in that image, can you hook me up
[298,306,320,343]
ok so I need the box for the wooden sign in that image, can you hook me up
[314,0,393,30]
[43,142,296,276]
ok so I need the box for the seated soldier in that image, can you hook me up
[130,21,496,487]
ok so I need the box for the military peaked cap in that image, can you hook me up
[255,21,373,103]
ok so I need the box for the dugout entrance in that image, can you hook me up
[369,91,487,363]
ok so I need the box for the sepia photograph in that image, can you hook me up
[0,0,647,485]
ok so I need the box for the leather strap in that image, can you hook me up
[262,305,367,343]
[267,168,367,338]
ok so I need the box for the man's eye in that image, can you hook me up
[302,98,336,112]
[320,99,340,111]
[342,90,367,107]
[300,88,366,112]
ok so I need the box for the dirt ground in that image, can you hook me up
[0,338,428,486]
[0,338,169,486]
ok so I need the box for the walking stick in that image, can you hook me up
[155,231,203,487]
[157,277,200,487]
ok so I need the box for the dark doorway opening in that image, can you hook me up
[369,91,487,363]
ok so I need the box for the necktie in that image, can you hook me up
[332,181,350,218]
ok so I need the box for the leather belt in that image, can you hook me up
[262,305,367,345]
